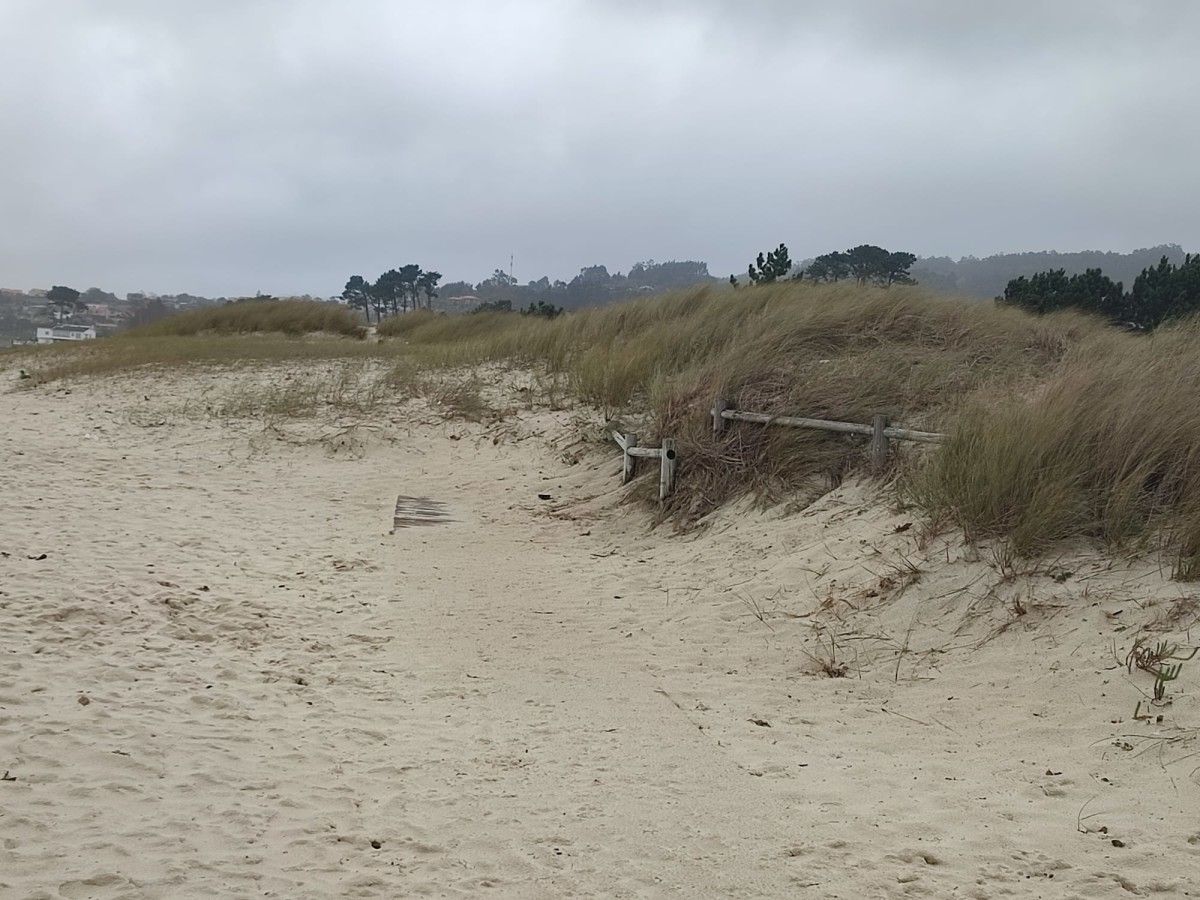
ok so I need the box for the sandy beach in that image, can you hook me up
[2,368,1199,898]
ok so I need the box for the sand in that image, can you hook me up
[1,367,1199,898]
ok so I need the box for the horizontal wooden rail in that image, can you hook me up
[628,445,677,459]
[719,409,873,436]
[712,399,946,470]
[718,410,945,445]
[607,400,942,506]
[879,425,946,445]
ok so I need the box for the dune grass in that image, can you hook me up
[16,281,1200,572]
[4,300,374,383]
[392,284,1200,570]
[9,333,402,384]
[389,283,1102,516]
[912,320,1200,573]
[129,299,365,338]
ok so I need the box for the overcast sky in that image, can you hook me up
[2,1,1198,297]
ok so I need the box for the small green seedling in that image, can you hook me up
[1126,637,1197,715]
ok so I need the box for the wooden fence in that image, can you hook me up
[712,399,946,470]
[613,431,677,501]
[609,398,946,501]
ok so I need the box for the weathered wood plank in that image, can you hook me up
[393,496,453,529]
[719,409,946,444]
[660,438,677,501]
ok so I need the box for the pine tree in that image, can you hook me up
[747,244,792,284]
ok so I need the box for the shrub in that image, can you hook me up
[1000,253,1200,330]
[522,300,564,318]
[1000,268,1125,320]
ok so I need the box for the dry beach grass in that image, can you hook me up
[16,285,1200,570]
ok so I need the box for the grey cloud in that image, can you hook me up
[1,0,1198,296]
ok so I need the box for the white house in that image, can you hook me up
[36,324,97,344]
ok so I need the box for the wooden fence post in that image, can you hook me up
[712,398,730,437]
[659,438,677,501]
[871,415,890,470]
[622,432,638,484]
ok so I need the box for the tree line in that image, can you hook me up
[340,266,442,323]
[1000,254,1200,330]
[914,245,1185,299]
[730,243,917,288]
[443,260,717,312]
[339,260,716,319]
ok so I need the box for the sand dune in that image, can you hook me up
[1,369,1198,898]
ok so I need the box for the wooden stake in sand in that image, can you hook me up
[621,432,638,484]
[660,438,677,502]
[871,414,890,471]
[711,397,730,437]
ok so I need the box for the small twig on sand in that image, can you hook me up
[654,688,704,733]
[879,707,956,732]
[880,707,931,727]
[1076,794,1105,833]
[895,606,920,682]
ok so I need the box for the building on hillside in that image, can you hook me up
[36,324,97,344]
